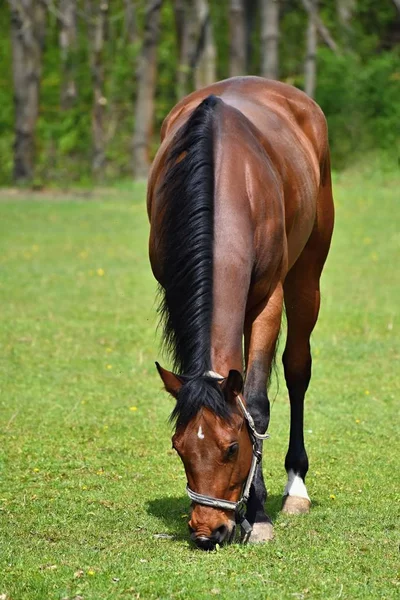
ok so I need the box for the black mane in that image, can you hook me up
[158,95,220,377]
[157,95,230,425]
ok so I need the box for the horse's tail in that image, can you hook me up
[158,94,221,376]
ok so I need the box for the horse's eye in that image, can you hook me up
[225,443,239,460]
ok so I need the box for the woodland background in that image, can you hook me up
[2,0,400,186]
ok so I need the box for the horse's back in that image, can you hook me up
[161,77,328,166]
[149,77,332,286]
[153,77,328,225]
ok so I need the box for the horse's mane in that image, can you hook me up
[158,94,219,377]
[157,95,231,426]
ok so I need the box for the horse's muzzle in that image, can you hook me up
[190,524,234,550]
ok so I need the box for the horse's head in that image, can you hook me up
[156,364,254,550]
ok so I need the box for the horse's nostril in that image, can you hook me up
[212,524,229,544]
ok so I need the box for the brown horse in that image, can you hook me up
[147,76,334,550]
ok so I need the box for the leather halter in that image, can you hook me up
[186,374,270,540]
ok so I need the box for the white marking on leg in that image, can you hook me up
[284,469,310,500]
[197,425,205,440]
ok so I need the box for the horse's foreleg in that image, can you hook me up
[243,283,283,542]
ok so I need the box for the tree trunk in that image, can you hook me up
[244,0,257,73]
[261,0,280,80]
[336,0,355,47]
[193,0,216,89]
[59,0,78,109]
[229,0,246,77]
[124,0,137,45]
[301,0,338,53]
[304,0,317,98]
[86,0,109,179]
[132,0,162,179]
[174,0,196,99]
[9,0,46,184]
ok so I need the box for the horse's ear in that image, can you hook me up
[155,362,184,398]
[222,369,243,398]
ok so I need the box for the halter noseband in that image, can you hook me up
[186,373,270,541]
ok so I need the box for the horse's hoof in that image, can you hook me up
[246,521,274,543]
[281,495,311,514]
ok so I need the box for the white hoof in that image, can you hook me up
[282,495,311,514]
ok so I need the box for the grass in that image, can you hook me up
[0,167,399,600]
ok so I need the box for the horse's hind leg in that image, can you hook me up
[282,179,334,514]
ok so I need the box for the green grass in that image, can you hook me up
[0,168,399,600]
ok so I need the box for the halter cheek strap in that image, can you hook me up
[185,378,269,540]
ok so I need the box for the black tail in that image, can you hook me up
[158,95,221,376]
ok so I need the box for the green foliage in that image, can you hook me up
[0,167,399,598]
[0,16,14,185]
[316,48,400,167]
[0,0,399,184]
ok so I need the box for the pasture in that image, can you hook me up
[0,165,399,599]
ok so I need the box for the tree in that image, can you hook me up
[301,0,338,53]
[124,0,137,45]
[244,0,257,73]
[8,0,46,183]
[229,0,246,77]
[132,0,163,179]
[336,0,355,48]
[174,0,196,98]
[261,0,280,80]
[59,0,78,109]
[304,0,317,98]
[86,0,109,179]
[193,0,216,89]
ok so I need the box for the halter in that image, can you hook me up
[186,373,270,541]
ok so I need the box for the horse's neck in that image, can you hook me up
[209,257,249,377]
[208,160,254,377]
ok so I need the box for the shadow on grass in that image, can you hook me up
[147,493,285,542]
[146,495,190,541]
[266,493,285,522]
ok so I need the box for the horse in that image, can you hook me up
[147,76,334,550]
